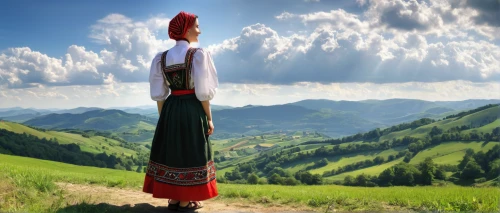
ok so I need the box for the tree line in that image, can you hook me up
[343,144,499,187]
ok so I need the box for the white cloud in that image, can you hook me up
[365,0,444,31]
[2,4,500,109]
[210,20,500,84]
[87,13,174,82]
[0,47,67,88]
[275,12,296,20]
[364,0,500,40]
[278,0,500,41]
[0,14,174,88]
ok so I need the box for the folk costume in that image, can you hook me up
[143,11,219,201]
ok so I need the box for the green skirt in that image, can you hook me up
[143,93,218,200]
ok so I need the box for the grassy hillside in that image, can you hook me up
[0,154,144,188]
[379,106,499,142]
[410,141,499,165]
[7,105,496,185]
[214,131,329,168]
[1,104,498,189]
[1,154,498,212]
[327,158,406,181]
[0,121,147,157]
[309,147,406,175]
[215,104,500,187]
[22,109,157,143]
[1,103,499,212]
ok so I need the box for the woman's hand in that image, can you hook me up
[207,120,214,135]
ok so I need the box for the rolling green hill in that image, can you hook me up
[409,141,498,165]
[23,109,157,131]
[0,154,144,187]
[212,104,383,139]
[379,105,499,142]
[1,103,498,188]
[3,99,498,141]
[215,104,500,187]
[0,121,148,157]
[326,158,406,181]
[21,109,157,142]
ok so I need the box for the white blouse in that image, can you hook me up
[149,40,218,102]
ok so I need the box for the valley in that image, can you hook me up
[0,99,499,212]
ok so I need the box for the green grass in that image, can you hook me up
[327,158,405,181]
[432,151,475,165]
[379,106,500,142]
[118,121,156,132]
[1,154,499,212]
[462,119,500,134]
[410,141,500,165]
[0,154,144,212]
[309,147,405,175]
[216,166,235,177]
[2,105,500,212]
[219,183,499,212]
[0,165,64,213]
[0,154,144,188]
[282,147,403,174]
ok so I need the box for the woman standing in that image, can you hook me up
[143,11,219,211]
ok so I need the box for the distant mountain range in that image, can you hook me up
[289,99,500,125]
[1,99,499,140]
[0,105,234,122]
[23,109,157,131]
[0,107,104,122]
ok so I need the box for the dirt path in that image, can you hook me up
[57,182,319,213]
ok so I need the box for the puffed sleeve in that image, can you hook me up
[149,52,170,101]
[192,49,219,101]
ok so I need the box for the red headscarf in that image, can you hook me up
[168,11,197,40]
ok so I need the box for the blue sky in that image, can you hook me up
[0,0,365,57]
[1,0,499,109]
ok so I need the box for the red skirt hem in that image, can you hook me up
[142,175,218,201]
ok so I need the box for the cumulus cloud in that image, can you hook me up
[278,0,499,40]
[0,14,173,88]
[463,0,500,27]
[448,0,500,40]
[210,1,500,85]
[0,47,67,88]
[275,12,296,20]
[209,21,500,84]
[363,0,500,40]
[2,1,500,91]
[366,0,442,31]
